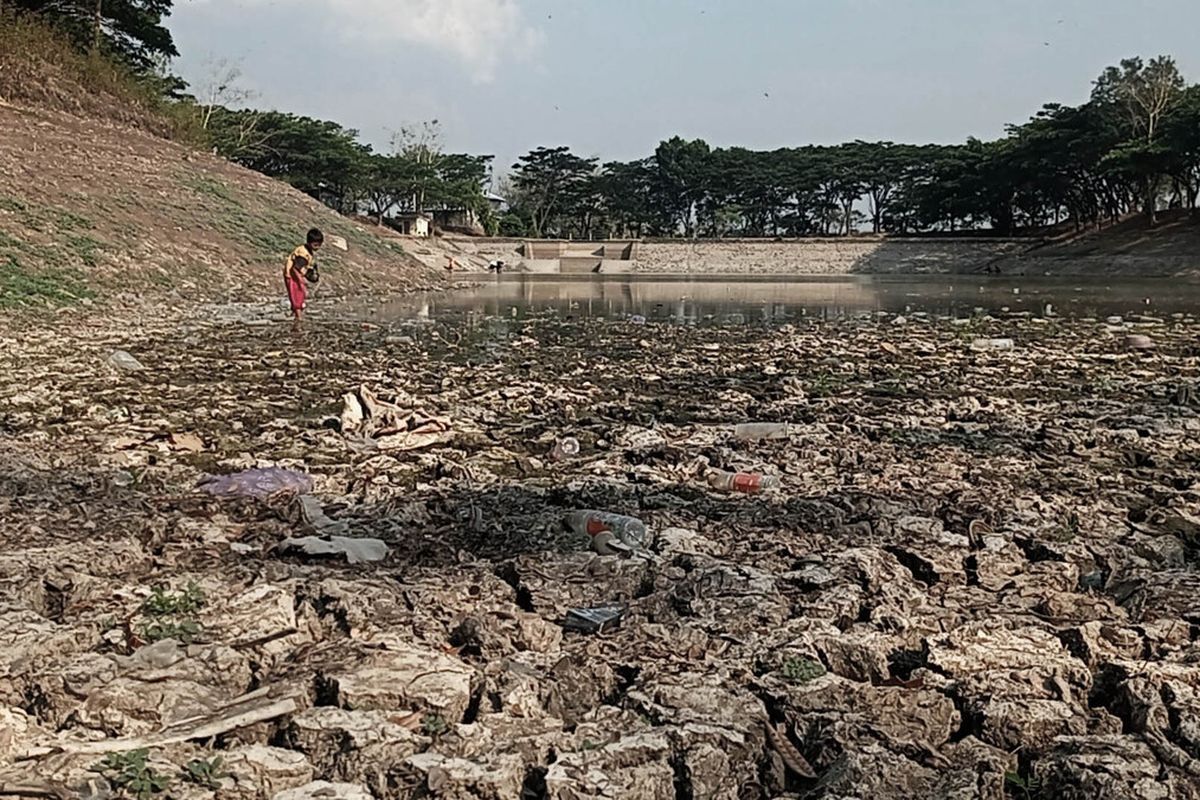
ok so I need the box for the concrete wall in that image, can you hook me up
[635,239,1031,275]
[435,236,1039,275]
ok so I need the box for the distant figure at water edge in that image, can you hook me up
[285,228,323,332]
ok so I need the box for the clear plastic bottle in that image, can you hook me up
[565,510,648,553]
[733,423,790,441]
[706,470,780,494]
[550,437,580,461]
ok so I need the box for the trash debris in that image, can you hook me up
[564,510,648,553]
[970,337,1015,351]
[275,535,389,564]
[167,432,205,452]
[107,349,146,372]
[197,467,314,499]
[733,422,790,441]
[1126,334,1154,350]
[291,494,350,535]
[706,470,780,494]
[340,384,453,452]
[562,605,625,634]
[549,436,580,461]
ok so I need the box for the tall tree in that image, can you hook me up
[1093,56,1186,223]
[653,137,711,237]
[9,0,176,69]
[510,147,597,238]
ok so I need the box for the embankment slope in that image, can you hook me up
[0,104,441,308]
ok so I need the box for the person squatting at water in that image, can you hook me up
[488,259,506,273]
[284,228,323,331]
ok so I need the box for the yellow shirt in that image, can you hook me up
[284,245,314,281]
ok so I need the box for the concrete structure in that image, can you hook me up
[393,213,431,237]
[415,236,1037,276]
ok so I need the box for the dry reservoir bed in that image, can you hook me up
[2,301,1200,799]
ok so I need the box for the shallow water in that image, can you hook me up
[349,275,1200,325]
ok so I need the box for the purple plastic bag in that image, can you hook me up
[197,467,314,499]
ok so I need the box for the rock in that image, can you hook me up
[272,781,374,800]
[316,635,474,720]
[546,731,676,800]
[811,743,939,798]
[773,673,960,768]
[283,707,425,783]
[449,609,562,658]
[1033,736,1189,799]
[0,706,33,764]
[222,745,315,800]
[402,752,526,798]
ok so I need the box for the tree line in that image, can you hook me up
[502,57,1200,239]
[8,3,1199,240]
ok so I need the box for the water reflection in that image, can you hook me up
[356,275,1200,325]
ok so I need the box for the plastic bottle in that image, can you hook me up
[550,437,580,461]
[706,470,780,494]
[565,511,648,554]
[733,423,790,441]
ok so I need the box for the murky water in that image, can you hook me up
[347,275,1200,325]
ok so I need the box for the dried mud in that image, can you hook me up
[3,299,1200,799]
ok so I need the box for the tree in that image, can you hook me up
[391,120,443,213]
[510,147,597,238]
[196,58,255,130]
[1093,56,1186,223]
[9,0,176,69]
[207,110,370,212]
[653,137,710,237]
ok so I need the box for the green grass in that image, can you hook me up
[0,255,94,308]
[91,750,171,800]
[139,619,203,644]
[185,175,238,203]
[0,197,26,214]
[141,583,206,616]
[780,656,826,684]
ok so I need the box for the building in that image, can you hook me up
[393,212,431,237]
[428,193,509,236]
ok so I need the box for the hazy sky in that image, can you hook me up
[170,0,1200,178]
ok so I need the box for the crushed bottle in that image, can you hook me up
[733,422,791,441]
[549,436,580,461]
[706,470,780,494]
[565,510,648,554]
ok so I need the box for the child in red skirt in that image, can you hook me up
[285,228,323,331]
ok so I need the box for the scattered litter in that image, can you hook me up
[549,436,580,461]
[707,470,780,494]
[275,535,389,564]
[562,605,625,634]
[107,349,145,372]
[1126,334,1154,350]
[565,510,648,554]
[733,423,790,441]
[970,337,1015,351]
[197,467,314,499]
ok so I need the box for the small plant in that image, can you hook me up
[421,712,449,736]
[139,619,203,644]
[781,656,826,684]
[182,755,227,788]
[141,583,206,616]
[1004,770,1042,799]
[92,750,170,799]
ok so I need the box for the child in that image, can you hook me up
[285,228,323,331]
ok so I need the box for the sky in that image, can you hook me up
[169,0,1200,181]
